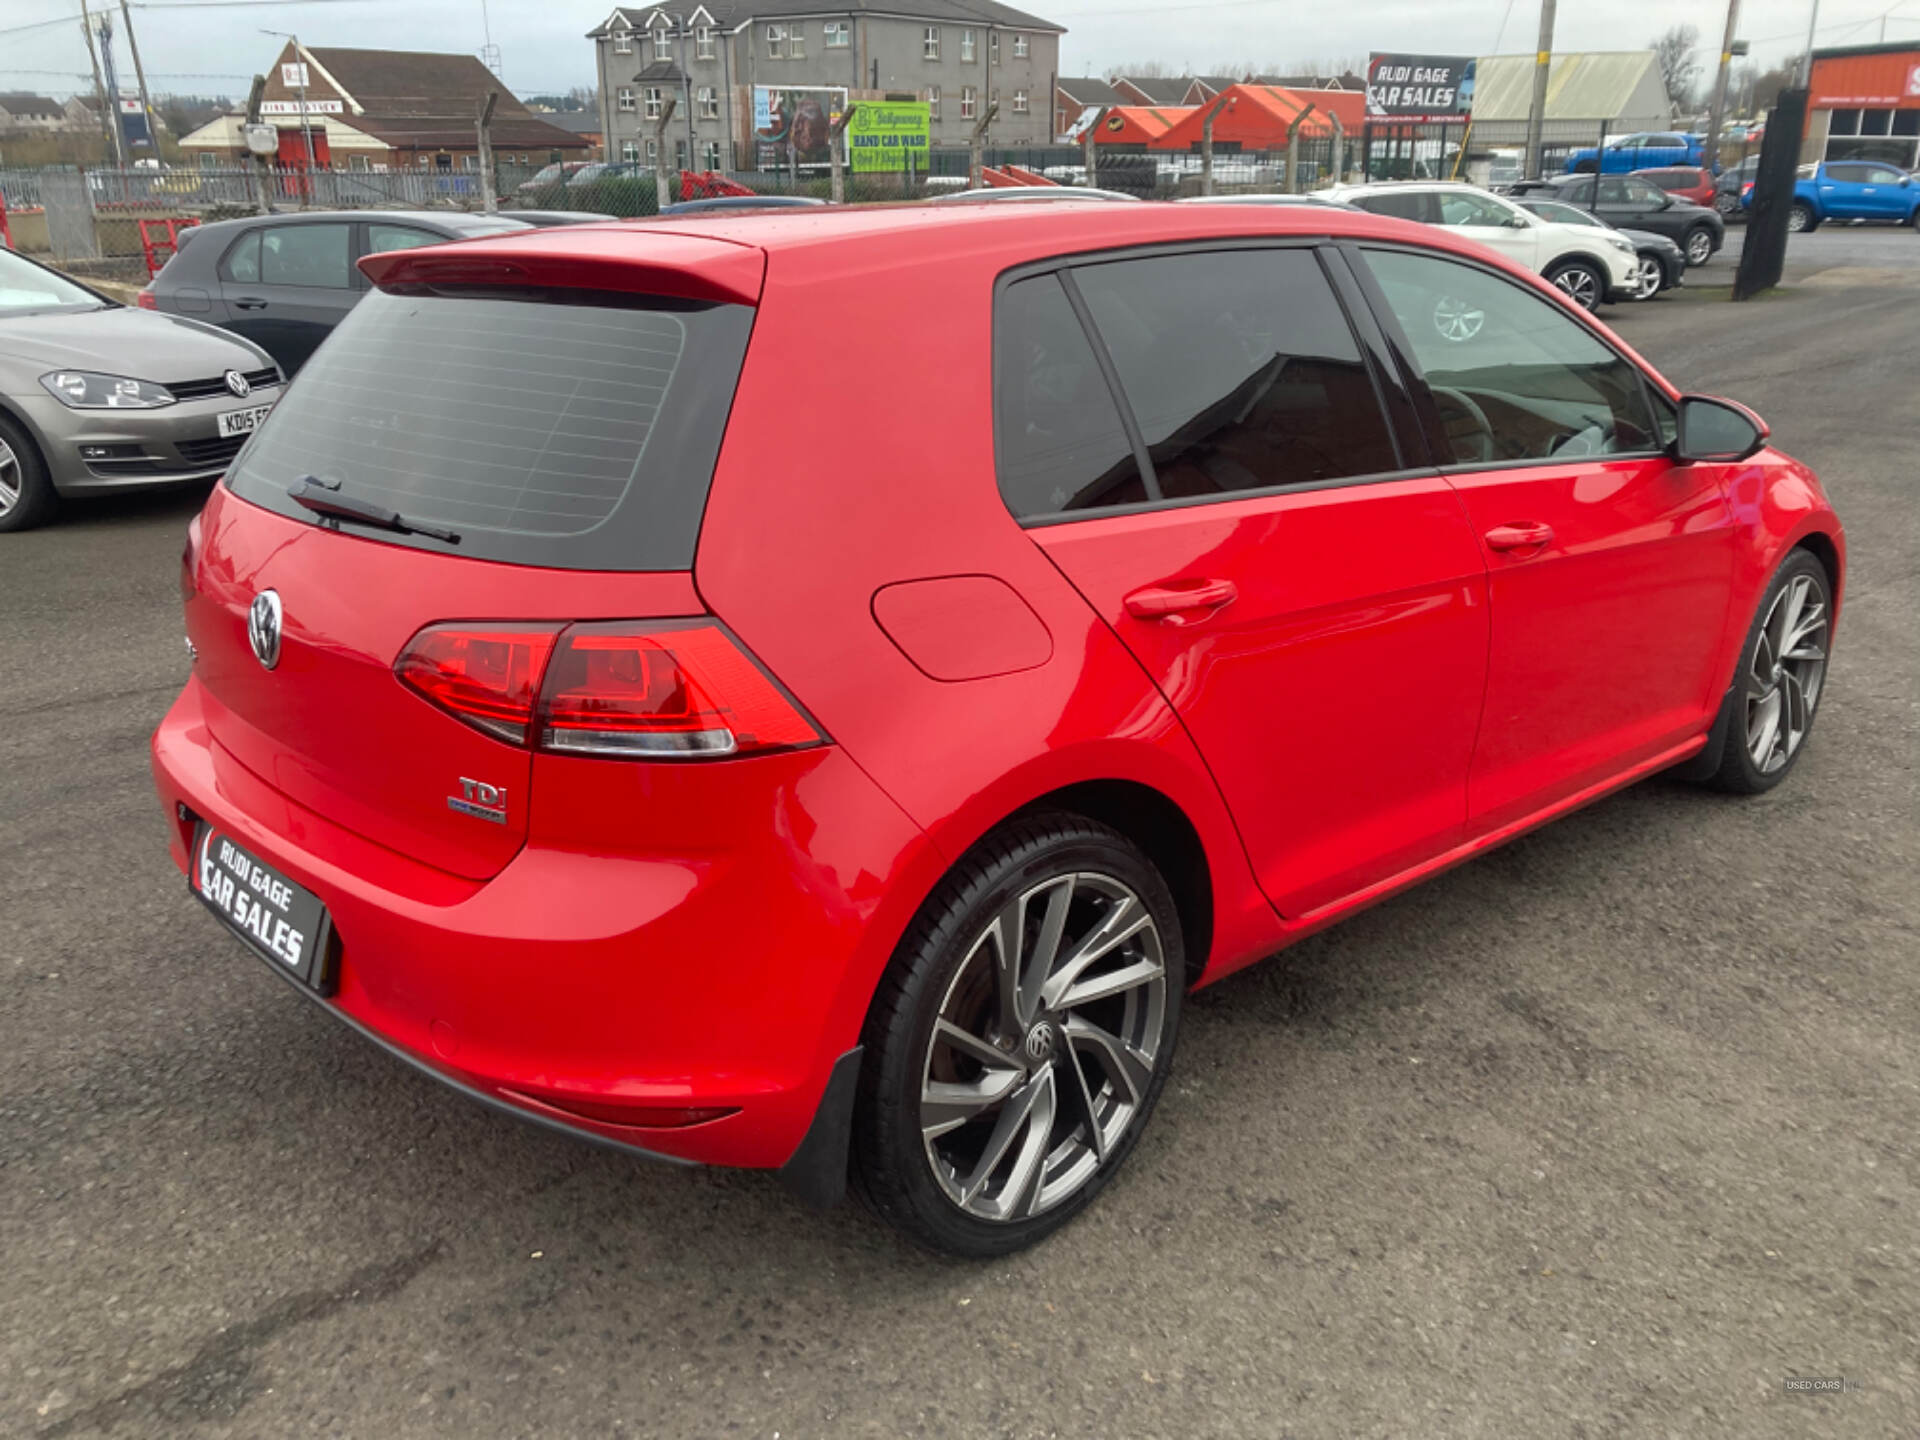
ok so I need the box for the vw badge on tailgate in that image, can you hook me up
[248,589,282,670]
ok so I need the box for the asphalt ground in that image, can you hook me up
[3,228,1916,1439]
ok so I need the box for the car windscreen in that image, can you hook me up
[224,287,753,570]
[0,247,106,313]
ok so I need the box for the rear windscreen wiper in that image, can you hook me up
[287,475,461,545]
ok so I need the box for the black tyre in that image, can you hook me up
[1683,225,1716,266]
[1787,201,1816,233]
[1546,257,1606,312]
[0,413,58,533]
[1705,549,1832,795]
[851,815,1184,1257]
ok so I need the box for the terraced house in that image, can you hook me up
[588,0,1062,172]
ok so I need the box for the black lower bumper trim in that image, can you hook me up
[777,1046,863,1209]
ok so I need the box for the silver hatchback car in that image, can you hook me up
[0,246,279,532]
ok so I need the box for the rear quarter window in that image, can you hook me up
[225,288,753,570]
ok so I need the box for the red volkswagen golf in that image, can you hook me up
[153,202,1844,1256]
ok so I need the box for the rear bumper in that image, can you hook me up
[151,673,934,1173]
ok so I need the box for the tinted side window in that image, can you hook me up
[1826,163,1866,181]
[1596,177,1632,206]
[1351,191,1437,223]
[993,274,1145,519]
[1621,177,1668,206]
[221,229,261,283]
[367,224,446,255]
[1436,191,1514,226]
[1363,248,1659,465]
[259,223,352,288]
[1072,248,1398,500]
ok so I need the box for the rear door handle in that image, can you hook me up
[233,296,269,310]
[1485,521,1555,552]
[1123,578,1238,620]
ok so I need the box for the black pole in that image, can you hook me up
[1736,88,1809,301]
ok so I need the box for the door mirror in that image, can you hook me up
[1675,395,1768,463]
[1507,212,1533,228]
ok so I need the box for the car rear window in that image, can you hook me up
[225,288,753,570]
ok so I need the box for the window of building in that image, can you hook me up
[928,86,939,118]
[990,31,1000,64]
[675,138,688,169]
[645,87,663,119]
[1896,110,1920,137]
[618,86,635,113]
[1861,107,1893,137]
[960,29,975,61]
[652,25,671,61]
[1828,108,1861,136]
[698,86,718,118]
[646,138,658,163]
[789,24,804,57]
[696,25,714,58]
[767,24,785,57]
[924,26,939,59]
[622,140,639,162]
[825,20,849,47]
[960,86,976,119]
[703,139,722,169]
[1013,89,1028,113]
[197,150,218,170]
[612,25,632,54]
[1060,248,1400,509]
[1013,33,1028,58]
[461,154,479,171]
[1362,248,1659,464]
[348,153,371,171]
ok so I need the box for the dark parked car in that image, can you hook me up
[1716,155,1763,216]
[142,210,529,375]
[1509,172,1725,266]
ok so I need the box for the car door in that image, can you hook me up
[1003,247,1491,917]
[1593,175,1668,235]
[1816,163,1869,218]
[215,220,357,375]
[1856,163,1912,219]
[1356,245,1736,830]
[1435,189,1541,271]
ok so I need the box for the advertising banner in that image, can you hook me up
[1365,54,1474,121]
[846,100,930,172]
[752,85,847,168]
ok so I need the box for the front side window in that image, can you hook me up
[1350,190,1438,223]
[257,223,351,288]
[1436,191,1518,227]
[1069,248,1398,504]
[994,274,1144,518]
[1620,176,1668,206]
[924,26,939,59]
[1363,248,1659,465]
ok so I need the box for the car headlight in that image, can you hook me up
[1605,234,1635,254]
[39,370,175,409]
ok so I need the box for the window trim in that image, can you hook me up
[612,26,632,54]
[1013,89,1028,113]
[698,85,719,119]
[824,20,850,47]
[923,25,939,59]
[991,237,1424,528]
[618,86,636,113]
[1013,32,1029,57]
[696,24,715,58]
[1344,238,1676,475]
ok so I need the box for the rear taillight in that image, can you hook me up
[395,620,820,759]
[395,624,560,745]
[136,288,157,309]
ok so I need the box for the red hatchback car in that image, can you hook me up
[153,202,1844,1256]
[1635,164,1719,210]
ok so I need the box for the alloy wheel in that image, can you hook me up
[1552,265,1600,310]
[1432,295,1485,342]
[919,871,1168,1223]
[1685,228,1714,265]
[1632,255,1664,299]
[1787,206,1811,234]
[1746,573,1828,774]
[0,439,19,519]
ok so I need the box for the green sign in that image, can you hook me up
[847,101,931,173]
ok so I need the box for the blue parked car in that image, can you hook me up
[1566,131,1705,174]
[1741,160,1920,231]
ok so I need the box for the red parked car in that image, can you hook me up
[153,203,1845,1256]
[1635,164,1719,209]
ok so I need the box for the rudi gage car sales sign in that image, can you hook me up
[1366,53,1473,120]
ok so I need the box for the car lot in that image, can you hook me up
[2,229,1916,1437]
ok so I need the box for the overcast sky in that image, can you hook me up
[3,0,1914,103]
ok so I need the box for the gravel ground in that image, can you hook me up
[2,231,1915,1438]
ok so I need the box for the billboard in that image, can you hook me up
[752,85,847,168]
[846,100,930,173]
[1365,54,1474,121]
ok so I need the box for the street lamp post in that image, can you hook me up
[260,29,318,177]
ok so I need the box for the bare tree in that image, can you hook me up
[1108,60,1179,79]
[1652,24,1704,111]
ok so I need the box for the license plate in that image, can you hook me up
[192,824,335,993]
[216,403,274,438]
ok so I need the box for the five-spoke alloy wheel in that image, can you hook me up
[853,817,1182,1257]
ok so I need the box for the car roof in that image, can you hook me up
[184,209,531,237]
[1326,180,1496,196]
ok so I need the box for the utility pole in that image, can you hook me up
[116,0,156,156]
[77,0,120,165]
[1522,0,1556,179]
[1704,0,1740,174]
[1199,92,1230,195]
[475,91,498,211]
[1800,0,1823,86]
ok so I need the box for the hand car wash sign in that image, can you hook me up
[1366,53,1474,121]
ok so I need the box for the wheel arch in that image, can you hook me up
[1794,529,1843,612]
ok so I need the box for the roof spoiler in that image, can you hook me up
[358,228,766,306]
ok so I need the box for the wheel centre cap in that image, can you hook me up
[1023,1021,1058,1064]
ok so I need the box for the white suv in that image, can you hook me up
[1324,181,1639,311]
